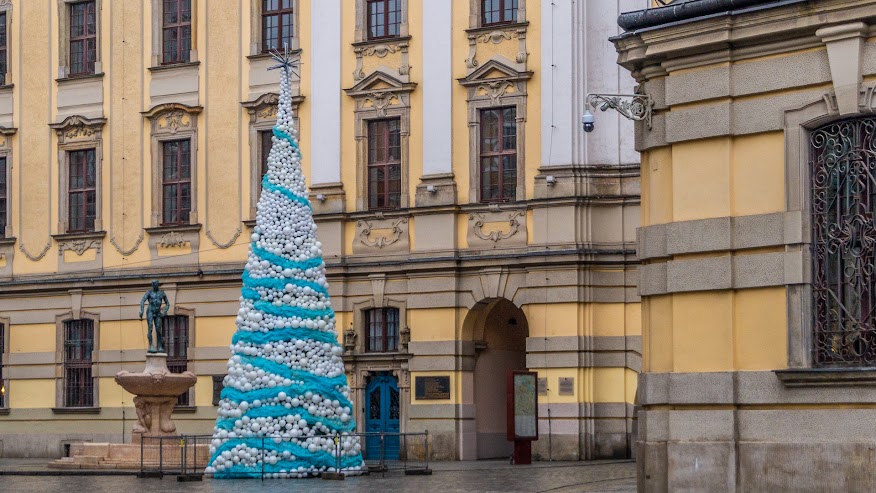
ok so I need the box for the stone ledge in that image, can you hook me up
[774,368,876,387]
[52,407,101,415]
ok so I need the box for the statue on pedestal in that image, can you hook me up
[139,279,170,353]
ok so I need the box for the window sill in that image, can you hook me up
[148,61,200,73]
[0,236,15,246]
[247,49,302,61]
[145,224,202,235]
[465,21,529,36]
[0,408,9,416]
[52,231,106,242]
[774,368,876,387]
[352,35,411,49]
[243,219,256,229]
[0,84,13,91]
[172,405,197,414]
[56,73,105,84]
[52,407,101,415]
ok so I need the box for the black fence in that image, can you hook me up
[138,431,432,480]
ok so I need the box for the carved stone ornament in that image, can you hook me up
[50,115,107,145]
[365,92,398,118]
[158,231,187,248]
[65,126,98,140]
[353,39,410,81]
[58,238,102,256]
[358,217,408,248]
[344,325,357,352]
[478,81,516,105]
[469,211,523,242]
[400,326,411,353]
[466,26,527,69]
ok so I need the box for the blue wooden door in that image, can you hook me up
[364,375,400,460]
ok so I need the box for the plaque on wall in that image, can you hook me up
[537,378,547,395]
[415,376,451,400]
[558,377,575,396]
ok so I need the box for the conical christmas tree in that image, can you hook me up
[206,50,364,479]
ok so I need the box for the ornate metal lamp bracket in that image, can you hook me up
[586,93,653,129]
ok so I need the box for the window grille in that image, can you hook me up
[161,140,192,226]
[69,1,97,76]
[68,149,97,233]
[64,319,94,408]
[0,13,8,80]
[164,315,189,406]
[367,0,401,40]
[162,0,191,64]
[367,118,402,210]
[811,116,876,366]
[262,0,294,52]
[479,107,517,203]
[365,307,400,353]
[482,0,518,26]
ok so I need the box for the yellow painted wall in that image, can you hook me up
[194,316,238,348]
[410,308,457,341]
[10,324,56,353]
[641,145,673,226]
[99,377,136,407]
[672,137,731,222]
[731,131,785,216]
[8,379,55,408]
[733,287,787,370]
[100,320,151,351]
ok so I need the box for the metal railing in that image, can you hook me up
[138,431,431,480]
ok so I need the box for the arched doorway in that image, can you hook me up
[467,298,529,459]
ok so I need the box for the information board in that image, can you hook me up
[415,376,451,400]
[507,371,538,441]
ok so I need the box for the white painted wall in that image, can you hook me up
[541,0,646,167]
[309,0,342,185]
[421,0,453,176]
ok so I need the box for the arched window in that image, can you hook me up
[811,117,876,366]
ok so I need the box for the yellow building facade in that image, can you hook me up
[616,0,876,490]
[0,0,643,461]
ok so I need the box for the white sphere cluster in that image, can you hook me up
[209,61,363,478]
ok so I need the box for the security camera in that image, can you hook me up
[582,110,595,133]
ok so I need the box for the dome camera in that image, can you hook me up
[582,110,595,133]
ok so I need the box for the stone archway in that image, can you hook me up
[466,298,529,459]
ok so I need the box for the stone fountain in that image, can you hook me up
[51,280,201,470]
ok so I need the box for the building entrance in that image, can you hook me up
[364,373,400,460]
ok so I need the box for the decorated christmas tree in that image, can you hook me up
[206,49,364,479]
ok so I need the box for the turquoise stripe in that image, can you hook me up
[232,327,340,346]
[253,300,334,320]
[242,270,329,297]
[237,355,346,387]
[261,176,312,210]
[214,404,355,433]
[220,384,350,415]
[272,127,299,149]
[251,245,324,272]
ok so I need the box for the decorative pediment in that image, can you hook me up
[49,115,107,143]
[142,103,202,135]
[242,93,305,123]
[345,71,417,99]
[458,59,532,88]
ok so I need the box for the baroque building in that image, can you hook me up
[0,0,643,461]
[614,0,876,490]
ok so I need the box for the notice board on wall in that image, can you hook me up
[507,371,538,441]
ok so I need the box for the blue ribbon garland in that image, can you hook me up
[250,245,325,272]
[232,327,341,346]
[241,270,329,297]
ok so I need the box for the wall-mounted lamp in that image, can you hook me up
[583,92,654,132]
[426,185,438,193]
[545,175,557,186]
[315,194,326,202]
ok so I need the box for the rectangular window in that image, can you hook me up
[367,118,401,210]
[68,149,97,233]
[367,0,401,40]
[0,322,5,408]
[479,107,517,203]
[366,307,400,353]
[262,0,294,52]
[64,319,94,408]
[69,1,97,76]
[161,140,192,226]
[260,129,272,178]
[482,0,518,26]
[0,157,6,238]
[0,13,8,80]
[164,315,190,406]
[162,0,191,64]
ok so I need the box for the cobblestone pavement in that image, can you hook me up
[0,459,636,493]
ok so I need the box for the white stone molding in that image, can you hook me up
[357,217,408,249]
[57,0,103,79]
[311,0,342,186]
[49,116,107,235]
[816,22,868,116]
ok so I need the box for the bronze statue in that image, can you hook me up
[139,279,170,353]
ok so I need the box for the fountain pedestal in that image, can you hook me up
[49,353,199,470]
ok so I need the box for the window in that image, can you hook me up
[260,129,272,179]
[64,319,94,408]
[367,119,401,210]
[0,12,8,80]
[0,322,5,408]
[0,157,6,238]
[67,149,97,233]
[367,0,401,40]
[811,117,876,367]
[262,0,294,52]
[482,0,518,26]
[69,1,97,76]
[365,307,399,353]
[162,0,191,64]
[162,140,192,226]
[164,316,189,406]
[212,375,223,406]
[479,107,517,203]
